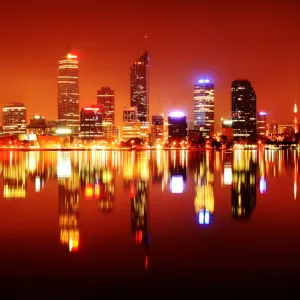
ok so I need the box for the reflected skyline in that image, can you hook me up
[0,149,299,251]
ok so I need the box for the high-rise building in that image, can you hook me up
[58,51,80,133]
[257,112,267,138]
[231,80,257,142]
[80,105,104,140]
[97,87,115,140]
[130,51,149,122]
[194,79,215,138]
[150,115,165,143]
[168,111,187,143]
[2,102,27,134]
[123,107,137,122]
[221,119,233,141]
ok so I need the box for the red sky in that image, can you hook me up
[0,0,299,128]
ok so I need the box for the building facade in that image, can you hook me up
[168,112,187,143]
[97,87,115,140]
[58,52,80,133]
[123,107,137,122]
[231,80,257,142]
[80,105,104,140]
[2,102,27,134]
[130,51,149,122]
[194,79,215,138]
[257,112,267,139]
[150,115,165,144]
[27,115,47,135]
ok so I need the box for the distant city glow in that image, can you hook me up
[171,175,183,193]
[169,111,184,118]
[259,177,267,194]
[199,210,210,225]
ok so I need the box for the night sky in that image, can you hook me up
[0,0,299,127]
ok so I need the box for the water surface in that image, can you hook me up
[0,149,299,297]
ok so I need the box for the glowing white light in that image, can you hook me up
[57,152,71,178]
[198,210,210,224]
[169,111,184,118]
[170,176,183,193]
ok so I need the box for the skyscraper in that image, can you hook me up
[257,112,267,138]
[80,105,104,140]
[2,102,27,134]
[130,51,149,122]
[194,79,215,138]
[97,87,115,140]
[231,80,257,142]
[168,111,187,143]
[58,51,80,133]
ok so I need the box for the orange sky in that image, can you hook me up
[0,0,299,128]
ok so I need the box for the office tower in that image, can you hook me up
[123,107,137,122]
[150,115,165,143]
[168,111,187,142]
[130,51,149,122]
[80,105,104,140]
[231,80,257,142]
[194,79,215,138]
[257,112,267,138]
[97,87,115,140]
[58,51,80,133]
[2,102,27,134]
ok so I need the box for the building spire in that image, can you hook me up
[294,102,298,134]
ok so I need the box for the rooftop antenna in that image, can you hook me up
[144,35,148,51]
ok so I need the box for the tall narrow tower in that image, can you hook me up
[130,51,149,122]
[58,50,80,133]
[294,102,298,134]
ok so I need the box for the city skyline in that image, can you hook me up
[0,0,299,126]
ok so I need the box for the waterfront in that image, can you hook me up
[0,149,300,297]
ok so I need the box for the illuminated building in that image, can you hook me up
[150,115,165,143]
[194,79,215,138]
[27,115,47,135]
[2,102,27,134]
[97,87,115,140]
[168,112,187,143]
[194,152,214,224]
[278,123,294,135]
[231,80,257,142]
[58,151,80,252]
[122,121,149,143]
[257,112,267,138]
[267,121,278,137]
[123,106,137,122]
[80,105,104,140]
[231,151,256,219]
[58,51,80,133]
[130,51,149,122]
[221,119,233,140]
